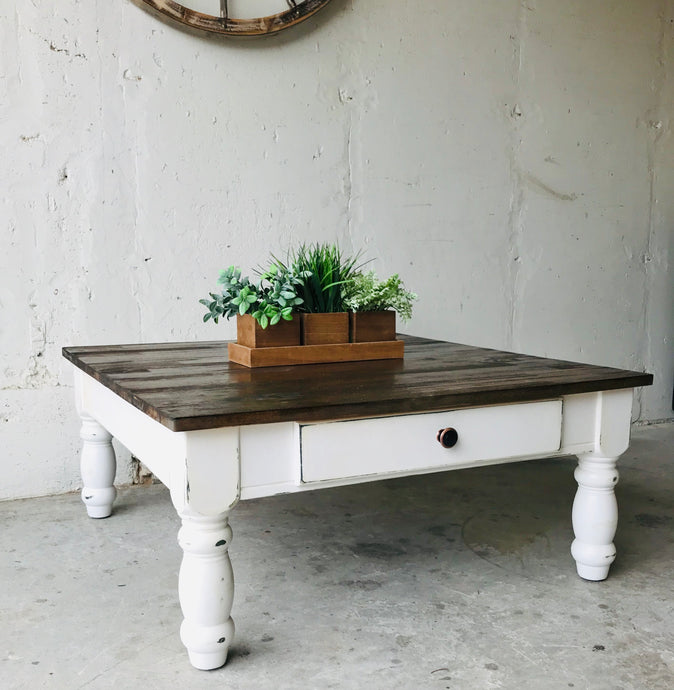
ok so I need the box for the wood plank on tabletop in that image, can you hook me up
[62,336,654,432]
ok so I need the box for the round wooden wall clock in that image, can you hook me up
[136,0,334,37]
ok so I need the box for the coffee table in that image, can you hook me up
[62,335,652,670]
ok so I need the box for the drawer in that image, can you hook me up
[300,400,562,483]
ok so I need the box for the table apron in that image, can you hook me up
[239,391,632,499]
[74,369,633,504]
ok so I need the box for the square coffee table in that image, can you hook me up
[62,335,652,670]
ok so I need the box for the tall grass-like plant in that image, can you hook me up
[284,243,365,313]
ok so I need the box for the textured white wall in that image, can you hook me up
[1,0,672,500]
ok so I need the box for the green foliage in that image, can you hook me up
[200,245,417,327]
[343,271,417,322]
[199,265,306,329]
[285,243,365,313]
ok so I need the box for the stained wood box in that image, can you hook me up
[229,313,403,368]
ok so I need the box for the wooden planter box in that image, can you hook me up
[349,310,396,343]
[228,311,403,368]
[236,314,301,348]
[300,312,349,345]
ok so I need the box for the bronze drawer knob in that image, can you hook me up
[437,427,458,449]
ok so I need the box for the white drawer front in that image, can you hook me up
[300,400,562,483]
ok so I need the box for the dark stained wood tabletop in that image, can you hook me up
[62,336,653,432]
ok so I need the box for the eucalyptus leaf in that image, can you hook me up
[200,260,305,329]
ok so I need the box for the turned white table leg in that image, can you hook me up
[80,414,117,518]
[178,510,236,670]
[571,453,620,581]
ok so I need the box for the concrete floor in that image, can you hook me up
[1,423,673,690]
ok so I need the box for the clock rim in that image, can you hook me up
[136,0,334,37]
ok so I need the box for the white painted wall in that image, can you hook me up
[1,0,672,500]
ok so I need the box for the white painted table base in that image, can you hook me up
[74,368,634,670]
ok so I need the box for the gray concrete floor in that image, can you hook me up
[1,423,673,690]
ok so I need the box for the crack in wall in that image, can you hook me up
[638,1,671,418]
[505,1,529,352]
[344,114,355,251]
[117,5,145,341]
[522,172,577,202]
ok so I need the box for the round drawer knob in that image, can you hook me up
[437,427,458,449]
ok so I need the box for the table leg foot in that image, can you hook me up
[178,511,235,670]
[80,414,117,518]
[571,453,619,581]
